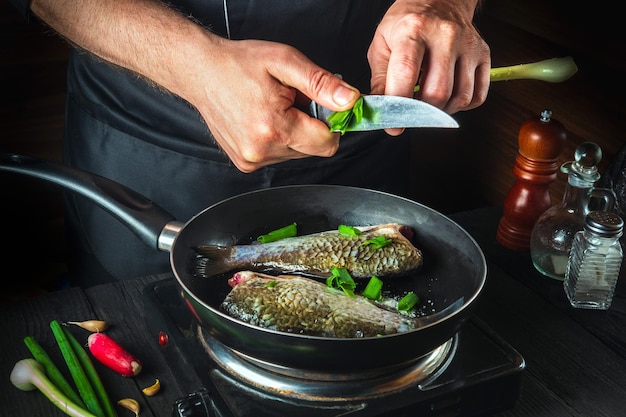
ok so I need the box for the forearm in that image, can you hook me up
[29,0,221,105]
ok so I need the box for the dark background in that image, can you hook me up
[1,0,624,298]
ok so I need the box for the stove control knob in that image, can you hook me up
[172,388,215,417]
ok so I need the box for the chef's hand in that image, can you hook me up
[29,0,360,174]
[186,39,361,172]
[368,0,491,135]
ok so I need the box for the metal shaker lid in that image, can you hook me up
[585,211,624,237]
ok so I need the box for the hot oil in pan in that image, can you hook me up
[186,228,445,337]
[188,271,438,339]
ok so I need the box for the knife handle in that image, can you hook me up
[308,101,333,128]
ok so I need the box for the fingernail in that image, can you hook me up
[333,85,359,107]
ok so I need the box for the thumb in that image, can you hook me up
[273,52,361,111]
[311,74,361,111]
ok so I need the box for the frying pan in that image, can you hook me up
[0,152,486,373]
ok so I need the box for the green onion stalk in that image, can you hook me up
[489,56,578,82]
[10,359,98,417]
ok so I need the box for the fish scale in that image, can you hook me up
[222,271,415,338]
[195,223,423,279]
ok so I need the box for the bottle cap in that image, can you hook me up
[561,141,602,185]
[585,211,624,237]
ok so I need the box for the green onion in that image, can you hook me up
[362,276,383,301]
[266,280,278,288]
[63,328,117,417]
[327,96,364,135]
[352,96,364,122]
[256,222,297,243]
[10,359,98,417]
[489,56,578,83]
[398,292,419,312]
[338,225,362,236]
[326,109,352,133]
[50,320,105,417]
[416,57,578,93]
[361,236,392,249]
[326,267,356,297]
[23,336,86,410]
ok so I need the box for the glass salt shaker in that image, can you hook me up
[530,141,615,280]
[563,210,623,310]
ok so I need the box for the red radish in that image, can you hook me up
[87,333,142,377]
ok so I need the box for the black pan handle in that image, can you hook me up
[0,152,177,250]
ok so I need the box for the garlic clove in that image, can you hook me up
[67,320,110,332]
[141,378,161,396]
[117,398,140,416]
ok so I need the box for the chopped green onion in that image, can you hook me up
[266,280,277,288]
[352,96,364,122]
[398,292,419,312]
[362,276,383,301]
[326,267,356,297]
[327,96,364,135]
[338,224,362,236]
[361,236,392,249]
[257,222,297,243]
[326,109,352,134]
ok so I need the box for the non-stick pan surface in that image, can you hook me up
[173,185,486,372]
[0,153,486,373]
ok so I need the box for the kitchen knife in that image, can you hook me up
[308,56,577,133]
[309,95,459,132]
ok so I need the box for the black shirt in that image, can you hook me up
[13,0,412,284]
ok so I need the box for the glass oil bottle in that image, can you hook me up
[530,142,615,280]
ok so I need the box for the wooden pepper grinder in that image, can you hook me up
[496,109,567,251]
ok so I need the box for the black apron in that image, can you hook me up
[63,0,411,286]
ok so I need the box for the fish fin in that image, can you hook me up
[193,245,235,278]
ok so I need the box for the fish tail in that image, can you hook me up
[193,245,236,278]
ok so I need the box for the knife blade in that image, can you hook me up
[309,95,459,132]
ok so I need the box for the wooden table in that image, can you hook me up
[1,207,624,417]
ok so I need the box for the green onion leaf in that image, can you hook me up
[327,96,364,135]
[50,320,105,417]
[326,267,356,297]
[338,224,362,236]
[326,109,353,134]
[398,292,419,312]
[352,96,364,123]
[257,222,297,243]
[266,280,277,288]
[362,276,383,301]
[361,236,392,249]
[63,328,117,417]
